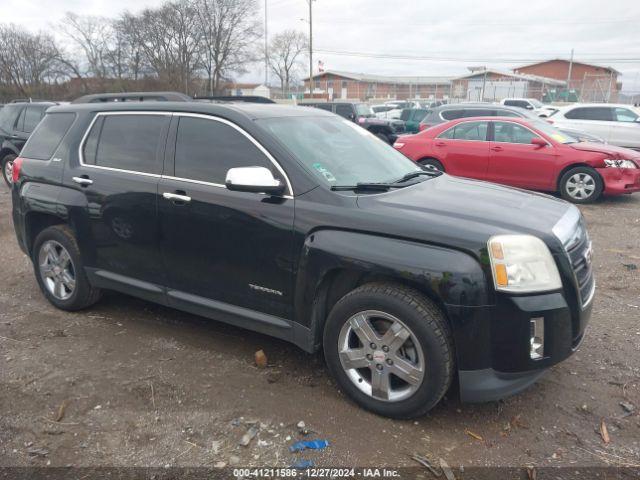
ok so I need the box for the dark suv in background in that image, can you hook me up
[12,101,593,418]
[0,101,57,186]
[300,101,405,143]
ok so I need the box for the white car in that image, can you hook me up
[549,103,640,149]
[500,98,545,113]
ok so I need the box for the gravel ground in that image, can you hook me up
[0,184,639,472]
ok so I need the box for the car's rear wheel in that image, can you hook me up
[323,283,454,418]
[559,166,603,203]
[1,154,16,187]
[418,158,445,173]
[32,225,102,311]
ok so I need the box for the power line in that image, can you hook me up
[314,48,640,64]
[313,17,640,27]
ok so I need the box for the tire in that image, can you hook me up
[1,154,16,187]
[418,158,445,173]
[559,166,603,204]
[32,225,102,311]
[323,282,454,418]
[375,133,390,144]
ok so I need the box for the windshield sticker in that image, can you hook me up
[551,133,567,143]
[312,163,337,183]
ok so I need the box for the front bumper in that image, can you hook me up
[447,290,592,403]
[598,167,640,195]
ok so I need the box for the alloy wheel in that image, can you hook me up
[338,310,425,402]
[566,173,596,200]
[3,158,13,185]
[38,240,76,300]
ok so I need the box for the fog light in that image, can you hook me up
[530,317,544,360]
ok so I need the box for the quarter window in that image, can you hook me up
[174,116,277,185]
[438,121,489,141]
[82,114,168,174]
[493,122,542,144]
[20,113,76,160]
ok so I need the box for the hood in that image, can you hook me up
[355,174,573,256]
[570,142,640,159]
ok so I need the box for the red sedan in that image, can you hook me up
[393,116,640,203]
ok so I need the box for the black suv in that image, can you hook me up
[12,102,593,418]
[0,101,57,186]
[299,101,405,144]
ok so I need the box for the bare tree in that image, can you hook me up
[0,24,63,97]
[194,0,262,95]
[60,13,114,80]
[268,29,307,97]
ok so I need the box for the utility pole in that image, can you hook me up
[566,48,574,94]
[264,0,268,86]
[308,0,313,96]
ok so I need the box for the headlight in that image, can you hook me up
[604,159,637,169]
[488,235,562,293]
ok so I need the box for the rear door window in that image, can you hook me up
[438,121,489,141]
[565,107,613,121]
[82,114,169,174]
[0,104,23,132]
[463,109,494,117]
[20,113,76,160]
[335,104,354,118]
[174,116,278,185]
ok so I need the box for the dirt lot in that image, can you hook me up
[0,183,639,472]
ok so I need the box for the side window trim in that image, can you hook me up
[78,111,171,178]
[166,112,294,197]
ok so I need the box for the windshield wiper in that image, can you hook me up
[331,182,396,192]
[393,170,442,184]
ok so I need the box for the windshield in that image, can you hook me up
[259,116,421,187]
[531,119,578,144]
[355,104,374,116]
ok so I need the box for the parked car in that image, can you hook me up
[548,103,640,149]
[372,105,402,120]
[300,101,405,143]
[419,102,603,144]
[394,116,640,203]
[400,108,430,134]
[500,98,545,112]
[0,101,57,186]
[12,102,593,418]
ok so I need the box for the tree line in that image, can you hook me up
[0,0,308,102]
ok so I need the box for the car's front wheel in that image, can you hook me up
[1,154,16,187]
[323,283,454,418]
[32,225,102,311]
[559,166,603,203]
[418,158,445,172]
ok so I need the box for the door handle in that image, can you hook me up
[163,192,191,203]
[72,176,93,186]
[491,146,503,152]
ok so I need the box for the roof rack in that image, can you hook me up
[71,91,192,104]
[193,95,276,104]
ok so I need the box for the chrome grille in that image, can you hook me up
[566,224,595,308]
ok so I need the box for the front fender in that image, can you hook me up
[293,229,489,347]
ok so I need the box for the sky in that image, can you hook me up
[3,0,640,93]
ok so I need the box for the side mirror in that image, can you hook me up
[225,166,285,195]
[531,137,548,148]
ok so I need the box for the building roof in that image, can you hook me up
[515,59,621,76]
[308,70,453,85]
[452,69,566,86]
